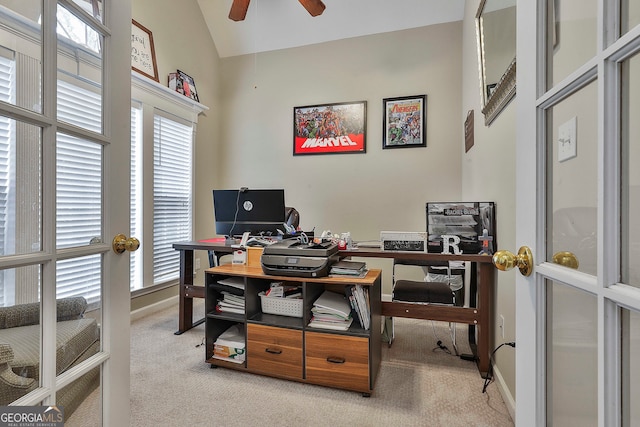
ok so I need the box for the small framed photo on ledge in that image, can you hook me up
[177,69,199,102]
[382,94,427,149]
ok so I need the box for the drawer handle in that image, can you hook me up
[326,356,346,364]
[265,348,282,355]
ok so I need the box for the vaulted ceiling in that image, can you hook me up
[196,0,466,58]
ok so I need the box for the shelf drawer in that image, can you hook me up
[247,324,303,380]
[305,331,370,392]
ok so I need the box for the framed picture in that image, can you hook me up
[293,101,366,155]
[426,202,496,254]
[177,69,199,103]
[382,95,427,149]
[131,20,159,82]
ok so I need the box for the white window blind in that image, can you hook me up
[0,55,13,306]
[130,104,142,290]
[153,113,192,284]
[55,79,102,304]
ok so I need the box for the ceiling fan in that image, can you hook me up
[229,0,326,21]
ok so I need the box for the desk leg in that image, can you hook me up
[175,249,195,335]
[476,263,495,376]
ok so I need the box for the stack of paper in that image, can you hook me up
[330,260,367,277]
[216,291,244,314]
[214,277,245,314]
[308,290,353,331]
[345,285,370,330]
[213,324,246,364]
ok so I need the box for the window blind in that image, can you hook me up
[130,104,142,290]
[153,113,192,284]
[0,56,13,306]
[55,79,102,304]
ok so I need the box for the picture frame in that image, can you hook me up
[131,20,159,82]
[177,69,199,103]
[382,94,427,149]
[293,101,367,155]
[426,202,496,254]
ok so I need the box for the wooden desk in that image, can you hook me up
[172,241,495,376]
[171,240,233,335]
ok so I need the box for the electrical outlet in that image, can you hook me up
[499,314,505,339]
[195,257,201,270]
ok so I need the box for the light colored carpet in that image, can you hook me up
[70,301,514,426]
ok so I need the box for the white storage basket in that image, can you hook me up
[258,292,303,318]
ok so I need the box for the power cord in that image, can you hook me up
[432,340,452,354]
[482,341,515,393]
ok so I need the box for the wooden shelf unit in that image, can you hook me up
[204,264,382,395]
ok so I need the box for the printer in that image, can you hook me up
[261,239,339,278]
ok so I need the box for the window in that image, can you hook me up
[129,73,205,291]
[152,113,193,285]
[129,106,195,290]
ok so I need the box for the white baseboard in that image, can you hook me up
[130,295,179,322]
[492,364,516,421]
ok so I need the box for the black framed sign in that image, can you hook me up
[382,94,427,149]
[293,101,366,155]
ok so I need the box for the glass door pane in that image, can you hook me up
[546,279,598,425]
[621,50,640,288]
[622,308,640,426]
[0,1,42,114]
[546,0,597,89]
[546,80,598,275]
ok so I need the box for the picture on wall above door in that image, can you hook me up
[382,94,427,149]
[293,101,367,155]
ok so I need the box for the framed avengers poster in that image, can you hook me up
[382,94,427,149]
[293,101,367,155]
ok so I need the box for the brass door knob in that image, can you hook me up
[492,246,534,277]
[552,251,579,269]
[112,234,140,254]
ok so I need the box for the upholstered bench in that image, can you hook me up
[0,297,99,415]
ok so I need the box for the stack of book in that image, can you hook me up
[308,290,353,331]
[345,284,370,330]
[213,277,245,315]
[330,260,367,277]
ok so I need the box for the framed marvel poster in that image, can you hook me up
[382,94,426,149]
[293,101,367,155]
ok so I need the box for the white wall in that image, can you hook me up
[461,0,516,410]
[132,0,222,249]
[216,23,463,289]
[217,24,464,238]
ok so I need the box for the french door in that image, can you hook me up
[516,0,640,425]
[0,0,131,424]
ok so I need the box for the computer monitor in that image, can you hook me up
[213,188,286,237]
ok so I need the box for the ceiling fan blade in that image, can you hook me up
[298,0,326,17]
[229,0,250,21]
